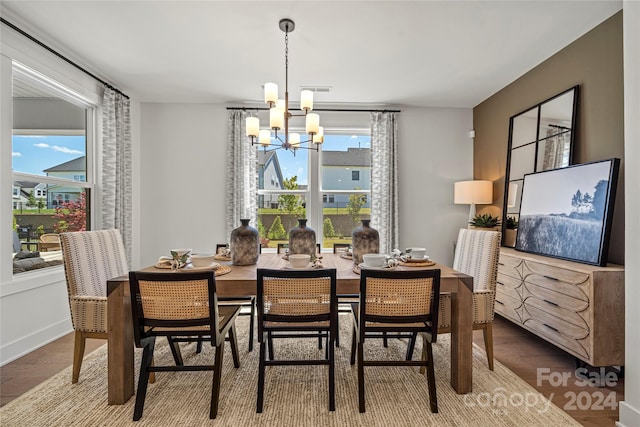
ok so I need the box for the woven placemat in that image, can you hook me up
[153,264,232,276]
[213,254,231,261]
[399,260,436,267]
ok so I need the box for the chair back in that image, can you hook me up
[40,233,60,243]
[452,228,500,292]
[60,230,128,297]
[257,268,337,328]
[128,271,221,347]
[359,269,440,340]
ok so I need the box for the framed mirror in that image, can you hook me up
[502,86,579,247]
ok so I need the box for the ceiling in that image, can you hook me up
[1,1,622,108]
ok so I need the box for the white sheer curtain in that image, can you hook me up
[370,111,399,254]
[101,87,132,264]
[225,110,258,240]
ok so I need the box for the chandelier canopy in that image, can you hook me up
[246,18,323,154]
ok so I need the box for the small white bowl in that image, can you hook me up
[362,253,386,268]
[289,254,311,268]
[406,247,427,259]
[191,253,215,268]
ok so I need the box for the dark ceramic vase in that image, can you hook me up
[230,219,259,266]
[352,219,380,264]
[288,219,317,258]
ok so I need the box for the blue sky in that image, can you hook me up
[12,135,85,175]
[278,134,371,185]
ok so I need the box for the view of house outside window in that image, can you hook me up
[11,63,93,274]
[257,133,371,251]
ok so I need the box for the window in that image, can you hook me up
[10,61,94,274]
[257,132,371,251]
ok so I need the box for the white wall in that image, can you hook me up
[139,104,473,268]
[618,2,640,426]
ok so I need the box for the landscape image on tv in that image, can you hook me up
[515,159,619,266]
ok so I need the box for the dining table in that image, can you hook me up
[106,252,474,405]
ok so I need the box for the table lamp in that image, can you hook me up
[454,180,493,223]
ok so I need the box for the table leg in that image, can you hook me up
[107,280,134,404]
[450,278,473,394]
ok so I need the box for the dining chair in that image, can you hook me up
[60,230,129,384]
[215,243,256,352]
[128,270,241,420]
[436,228,501,370]
[39,233,61,251]
[256,268,338,412]
[350,268,441,413]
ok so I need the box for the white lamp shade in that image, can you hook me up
[275,99,286,112]
[306,113,319,134]
[290,132,300,147]
[300,90,313,111]
[264,82,278,104]
[259,129,271,146]
[454,180,493,205]
[313,126,324,144]
[269,107,284,129]
[246,117,259,137]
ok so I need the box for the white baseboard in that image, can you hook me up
[616,401,640,427]
[0,319,72,366]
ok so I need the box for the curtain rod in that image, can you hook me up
[227,107,401,113]
[1,17,130,100]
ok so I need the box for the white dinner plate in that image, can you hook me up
[405,256,430,263]
[185,262,220,271]
[358,263,395,270]
[283,263,314,270]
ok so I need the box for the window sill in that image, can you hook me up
[1,265,66,297]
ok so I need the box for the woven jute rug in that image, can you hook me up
[1,316,579,427]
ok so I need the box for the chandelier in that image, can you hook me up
[246,18,323,154]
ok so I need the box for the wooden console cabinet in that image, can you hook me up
[496,247,624,367]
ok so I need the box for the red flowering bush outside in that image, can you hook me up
[53,192,87,232]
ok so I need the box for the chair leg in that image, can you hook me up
[405,331,418,361]
[328,331,336,411]
[483,323,494,371]
[209,340,225,419]
[248,300,255,352]
[257,338,267,413]
[335,315,341,347]
[167,336,183,365]
[383,331,388,347]
[357,341,366,413]
[350,324,357,365]
[267,331,274,361]
[133,337,156,421]
[196,340,203,354]
[228,324,240,368]
[72,331,86,384]
[423,336,438,413]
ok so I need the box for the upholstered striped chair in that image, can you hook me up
[60,229,128,383]
[434,228,501,370]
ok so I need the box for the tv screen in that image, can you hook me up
[515,158,620,266]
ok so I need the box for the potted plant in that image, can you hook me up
[468,213,501,230]
[504,216,518,246]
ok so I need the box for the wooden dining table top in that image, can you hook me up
[128,252,472,297]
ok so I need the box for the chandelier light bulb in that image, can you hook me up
[264,82,278,105]
[290,132,301,147]
[269,107,284,130]
[306,113,319,135]
[259,129,271,146]
[246,117,260,137]
[313,126,324,144]
[300,90,313,111]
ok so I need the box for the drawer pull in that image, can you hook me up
[495,300,505,305]
[543,299,559,307]
[543,275,559,281]
[543,323,559,332]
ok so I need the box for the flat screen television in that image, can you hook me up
[515,158,620,266]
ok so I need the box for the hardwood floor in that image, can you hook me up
[0,316,623,426]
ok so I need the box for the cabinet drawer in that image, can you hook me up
[494,292,523,323]
[522,281,589,312]
[522,316,590,361]
[498,255,522,279]
[523,260,590,286]
[496,273,522,300]
[522,294,589,330]
[522,303,589,340]
[523,274,589,302]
